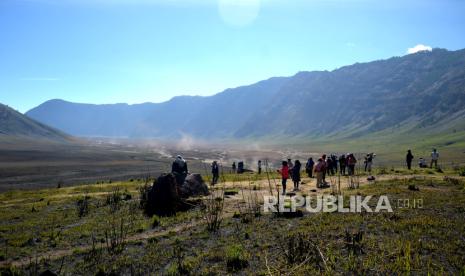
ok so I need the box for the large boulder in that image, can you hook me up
[179,174,209,198]
[147,173,181,216]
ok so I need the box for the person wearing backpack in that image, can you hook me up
[366,153,375,173]
[292,160,302,191]
[277,160,289,195]
[347,153,357,176]
[172,155,188,186]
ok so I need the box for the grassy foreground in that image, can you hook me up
[0,170,465,275]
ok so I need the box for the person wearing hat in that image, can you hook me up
[172,155,188,185]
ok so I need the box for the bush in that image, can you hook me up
[0,265,21,276]
[139,182,151,214]
[76,196,90,218]
[225,244,249,271]
[168,239,193,275]
[151,216,160,228]
[204,195,224,232]
[377,167,388,175]
[105,188,122,213]
[57,180,64,189]
[458,167,465,177]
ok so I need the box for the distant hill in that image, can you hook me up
[26,48,465,140]
[0,103,71,142]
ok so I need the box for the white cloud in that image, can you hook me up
[407,44,432,54]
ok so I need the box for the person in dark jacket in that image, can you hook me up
[172,155,188,185]
[305,158,314,178]
[232,162,236,174]
[211,161,219,185]
[339,154,346,175]
[321,154,327,182]
[347,153,357,176]
[292,160,302,191]
[331,155,338,174]
[258,160,262,174]
[326,156,333,176]
[406,150,414,170]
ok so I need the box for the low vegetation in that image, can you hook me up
[0,170,464,274]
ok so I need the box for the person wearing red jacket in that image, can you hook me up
[277,160,289,195]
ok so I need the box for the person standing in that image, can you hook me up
[339,154,346,175]
[211,161,219,185]
[257,160,262,174]
[314,158,325,188]
[331,155,338,174]
[366,153,374,173]
[277,161,289,195]
[326,156,333,176]
[287,158,294,179]
[321,154,327,182]
[305,158,314,178]
[232,162,236,174]
[430,149,439,168]
[406,150,414,170]
[347,154,357,176]
[172,155,188,185]
[292,160,301,191]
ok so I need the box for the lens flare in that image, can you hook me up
[218,0,261,27]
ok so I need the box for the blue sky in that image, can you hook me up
[1,0,464,113]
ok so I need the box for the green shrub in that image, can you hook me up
[458,167,465,177]
[0,265,21,276]
[105,187,122,213]
[151,215,160,228]
[225,244,249,271]
[76,196,90,218]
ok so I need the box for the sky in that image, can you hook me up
[0,0,464,113]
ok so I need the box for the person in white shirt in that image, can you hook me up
[430,149,439,168]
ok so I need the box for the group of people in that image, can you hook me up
[173,148,442,194]
[406,148,440,169]
[303,153,361,190]
[304,153,361,177]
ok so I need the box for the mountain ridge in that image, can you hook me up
[0,103,72,142]
[25,48,465,140]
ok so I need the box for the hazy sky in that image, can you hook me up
[1,0,464,113]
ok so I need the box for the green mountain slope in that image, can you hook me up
[0,103,71,142]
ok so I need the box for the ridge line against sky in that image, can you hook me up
[1,0,464,113]
[20,46,442,110]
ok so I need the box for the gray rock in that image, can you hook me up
[179,174,209,198]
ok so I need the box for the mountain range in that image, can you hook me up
[25,48,465,141]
